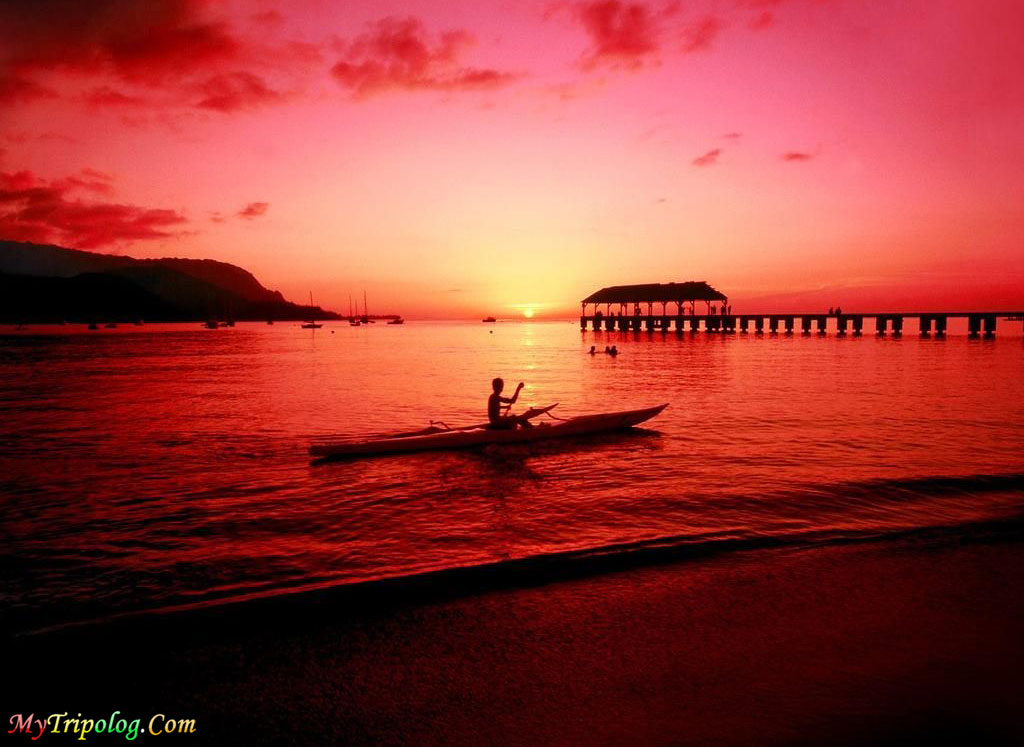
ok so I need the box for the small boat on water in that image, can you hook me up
[302,291,323,329]
[310,403,668,460]
[387,317,404,325]
[482,316,497,323]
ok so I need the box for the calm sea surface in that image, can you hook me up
[2,321,1023,632]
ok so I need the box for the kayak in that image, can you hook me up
[310,403,668,459]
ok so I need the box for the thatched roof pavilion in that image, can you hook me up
[582,282,726,306]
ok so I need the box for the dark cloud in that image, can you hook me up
[0,170,186,248]
[237,202,269,219]
[782,151,813,161]
[692,148,721,166]
[0,0,238,84]
[576,1,660,68]
[331,18,517,98]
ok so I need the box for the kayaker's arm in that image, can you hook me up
[501,382,525,405]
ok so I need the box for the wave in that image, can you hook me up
[20,494,1024,639]
[814,472,1024,499]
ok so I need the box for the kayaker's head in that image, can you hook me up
[492,377,504,393]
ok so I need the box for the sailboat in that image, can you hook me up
[302,292,323,329]
[362,290,375,324]
[348,295,361,326]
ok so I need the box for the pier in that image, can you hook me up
[580,284,1023,338]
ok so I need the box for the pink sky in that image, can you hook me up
[2,0,1022,317]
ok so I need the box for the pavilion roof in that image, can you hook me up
[582,282,727,304]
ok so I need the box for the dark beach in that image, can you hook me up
[12,529,1024,745]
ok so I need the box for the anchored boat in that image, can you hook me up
[302,291,323,329]
[310,403,668,460]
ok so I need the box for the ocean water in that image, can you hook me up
[2,321,1023,633]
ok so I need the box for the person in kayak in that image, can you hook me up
[488,378,532,429]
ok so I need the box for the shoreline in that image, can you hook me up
[10,534,1024,745]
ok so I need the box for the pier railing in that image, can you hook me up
[579,312,1024,338]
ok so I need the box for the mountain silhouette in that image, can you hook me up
[0,240,340,322]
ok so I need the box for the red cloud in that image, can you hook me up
[782,151,813,161]
[251,10,285,26]
[0,170,186,248]
[331,18,517,98]
[577,1,660,68]
[195,73,284,112]
[692,148,721,166]
[238,202,269,219]
[681,16,721,53]
[1,0,311,114]
[84,86,148,108]
[0,74,56,105]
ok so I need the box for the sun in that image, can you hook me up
[522,307,535,318]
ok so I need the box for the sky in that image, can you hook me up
[1,0,1022,318]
